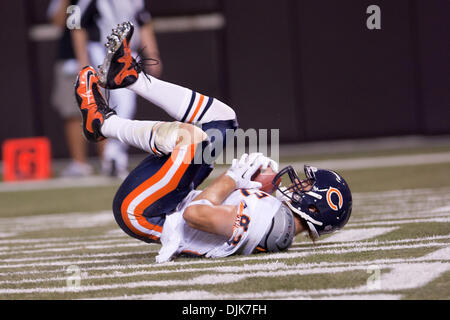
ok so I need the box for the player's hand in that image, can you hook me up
[252,154,279,172]
[226,153,263,189]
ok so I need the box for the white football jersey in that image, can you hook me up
[77,0,150,51]
[156,188,283,262]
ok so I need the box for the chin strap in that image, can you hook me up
[305,221,320,241]
[284,200,323,226]
[283,199,321,241]
[275,187,291,202]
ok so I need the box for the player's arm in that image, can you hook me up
[183,204,237,238]
[135,1,162,77]
[139,22,163,77]
[184,173,239,237]
[193,173,236,205]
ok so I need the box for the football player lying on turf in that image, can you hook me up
[74,22,352,262]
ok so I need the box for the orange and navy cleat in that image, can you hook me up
[98,21,140,89]
[75,66,116,142]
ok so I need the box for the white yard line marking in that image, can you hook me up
[93,246,450,300]
[351,212,450,224]
[0,233,17,238]
[0,258,146,270]
[5,246,450,286]
[0,238,148,253]
[378,262,448,291]
[291,234,450,251]
[0,262,286,286]
[0,186,448,298]
[1,234,447,266]
[316,294,402,300]
[0,234,129,245]
[1,244,448,285]
[293,152,450,170]
[270,242,446,256]
[0,244,156,262]
[0,213,445,251]
[0,240,446,274]
[348,216,450,227]
[0,179,449,298]
[353,187,450,200]
[0,175,120,192]
[99,291,403,301]
[420,246,450,260]
[3,260,446,296]
[0,211,115,233]
[320,227,398,243]
[96,260,449,300]
[430,205,450,214]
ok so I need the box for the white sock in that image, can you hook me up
[100,115,158,154]
[128,73,236,124]
[128,74,190,120]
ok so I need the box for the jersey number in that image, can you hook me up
[240,189,268,199]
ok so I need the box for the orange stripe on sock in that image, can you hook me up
[188,94,205,123]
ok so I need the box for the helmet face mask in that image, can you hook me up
[273,165,353,241]
[274,165,316,197]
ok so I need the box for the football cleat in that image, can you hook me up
[75,66,116,142]
[98,21,141,89]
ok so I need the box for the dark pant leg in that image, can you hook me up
[112,141,207,243]
[191,119,238,188]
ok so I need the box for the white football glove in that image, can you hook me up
[226,153,263,189]
[252,154,279,172]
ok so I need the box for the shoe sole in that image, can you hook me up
[98,22,134,86]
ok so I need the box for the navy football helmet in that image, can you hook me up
[273,165,352,240]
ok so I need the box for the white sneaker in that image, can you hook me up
[60,161,94,177]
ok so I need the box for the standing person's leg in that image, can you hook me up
[51,59,93,177]
[63,118,92,172]
[102,88,136,177]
